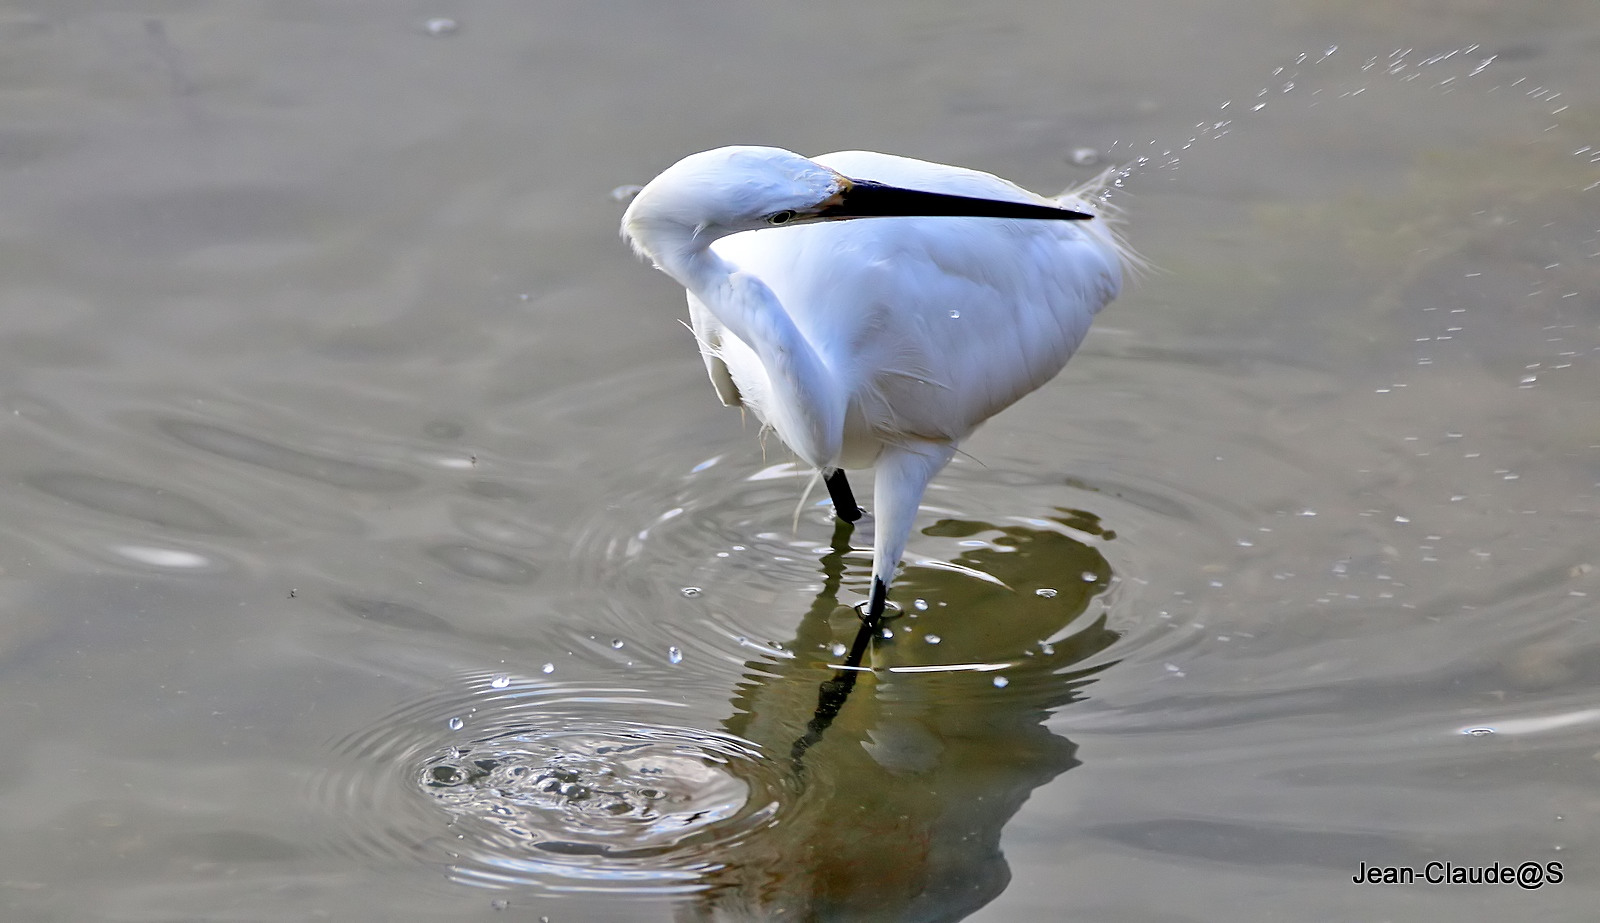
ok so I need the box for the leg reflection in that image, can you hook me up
[790,517,877,769]
[694,509,1123,922]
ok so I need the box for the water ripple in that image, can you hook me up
[319,672,791,895]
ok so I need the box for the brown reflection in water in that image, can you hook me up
[682,511,1120,922]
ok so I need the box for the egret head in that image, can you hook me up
[622,146,846,261]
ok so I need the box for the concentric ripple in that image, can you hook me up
[321,672,791,895]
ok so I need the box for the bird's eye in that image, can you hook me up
[766,210,797,226]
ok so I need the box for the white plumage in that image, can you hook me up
[623,146,1128,623]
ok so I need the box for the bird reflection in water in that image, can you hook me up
[680,508,1120,922]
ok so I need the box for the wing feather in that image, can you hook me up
[704,150,1126,464]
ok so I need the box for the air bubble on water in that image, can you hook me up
[668,646,683,664]
[681,586,703,598]
[610,639,626,650]
[1036,588,1057,598]
[913,598,929,611]
[490,674,511,689]
[830,642,847,656]
[1462,727,1495,737]
[1081,571,1098,582]
[448,716,465,731]
[541,662,555,674]
[948,310,961,319]
[924,634,942,645]
[992,676,1010,688]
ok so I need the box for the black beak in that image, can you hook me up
[817,179,1094,222]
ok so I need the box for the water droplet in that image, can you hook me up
[992,676,1010,688]
[541,662,555,674]
[668,646,683,664]
[947,309,961,319]
[680,586,703,598]
[830,642,847,656]
[924,634,942,645]
[610,639,625,650]
[913,598,929,611]
[1069,147,1101,166]
[1081,571,1098,582]
[490,674,510,689]
[448,716,465,731]
[1035,588,1057,598]
[1463,726,1495,737]
[424,17,459,36]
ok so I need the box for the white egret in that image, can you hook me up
[622,146,1128,624]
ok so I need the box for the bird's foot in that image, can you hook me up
[856,576,902,624]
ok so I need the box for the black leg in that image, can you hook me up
[824,469,862,523]
[863,575,888,626]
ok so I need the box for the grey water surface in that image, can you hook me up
[1,1,1598,920]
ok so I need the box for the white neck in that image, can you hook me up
[640,225,845,470]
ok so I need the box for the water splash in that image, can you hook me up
[319,673,791,896]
